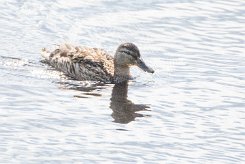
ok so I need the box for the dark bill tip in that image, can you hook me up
[136,58,154,73]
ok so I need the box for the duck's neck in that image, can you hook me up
[113,66,131,84]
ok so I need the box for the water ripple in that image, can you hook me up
[0,0,244,163]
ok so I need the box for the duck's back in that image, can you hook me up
[41,44,114,83]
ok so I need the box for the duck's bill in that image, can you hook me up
[136,58,154,73]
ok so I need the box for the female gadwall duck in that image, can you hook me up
[41,43,154,83]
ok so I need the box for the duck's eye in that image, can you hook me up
[119,50,131,56]
[119,49,131,55]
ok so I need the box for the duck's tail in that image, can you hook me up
[41,48,51,60]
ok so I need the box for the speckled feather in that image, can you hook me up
[41,44,114,83]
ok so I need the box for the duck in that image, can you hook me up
[41,43,154,83]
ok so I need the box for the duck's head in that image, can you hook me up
[114,43,154,73]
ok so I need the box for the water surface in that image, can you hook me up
[0,0,245,163]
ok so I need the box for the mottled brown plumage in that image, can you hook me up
[41,43,154,83]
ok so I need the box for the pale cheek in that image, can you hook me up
[123,55,133,65]
[125,59,132,65]
[128,59,136,66]
[117,54,135,66]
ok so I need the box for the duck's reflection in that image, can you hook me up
[110,82,151,124]
[57,80,151,124]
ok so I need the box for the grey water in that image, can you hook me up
[0,0,245,163]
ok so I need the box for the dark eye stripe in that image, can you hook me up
[119,50,132,55]
[119,50,137,59]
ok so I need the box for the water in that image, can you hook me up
[0,0,245,163]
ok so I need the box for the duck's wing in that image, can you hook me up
[41,44,114,82]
